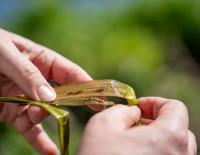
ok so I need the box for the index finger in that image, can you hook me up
[12,34,104,110]
[11,31,92,84]
[138,97,189,131]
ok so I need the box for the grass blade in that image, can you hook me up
[53,79,138,106]
[0,97,69,155]
[0,79,138,155]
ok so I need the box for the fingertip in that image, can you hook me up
[88,96,107,111]
[138,97,167,104]
[138,97,168,119]
[122,105,141,127]
[90,105,141,130]
[36,85,56,102]
[27,105,47,124]
[139,97,189,131]
[88,104,106,111]
[129,105,141,123]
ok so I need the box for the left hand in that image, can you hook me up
[0,29,104,155]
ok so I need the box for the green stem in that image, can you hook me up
[0,97,69,155]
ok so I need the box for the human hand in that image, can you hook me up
[0,28,103,155]
[77,97,197,155]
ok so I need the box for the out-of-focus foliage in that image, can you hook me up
[0,0,200,154]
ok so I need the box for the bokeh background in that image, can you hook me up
[0,0,200,154]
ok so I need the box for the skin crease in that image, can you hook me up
[0,29,197,155]
[0,28,105,155]
[77,97,197,155]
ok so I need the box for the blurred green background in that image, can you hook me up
[0,0,200,154]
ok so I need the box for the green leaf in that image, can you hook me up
[0,98,69,155]
[0,79,138,155]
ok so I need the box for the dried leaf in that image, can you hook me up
[0,79,138,155]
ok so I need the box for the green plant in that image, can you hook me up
[0,79,138,155]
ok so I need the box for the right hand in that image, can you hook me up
[77,97,197,155]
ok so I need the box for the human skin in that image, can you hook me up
[77,97,197,155]
[0,28,105,155]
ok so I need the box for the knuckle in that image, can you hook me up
[173,131,188,147]
[87,111,116,131]
[16,123,32,134]
[14,112,33,134]
[22,62,40,79]
[164,128,188,151]
[168,99,188,115]
[88,113,109,126]
[157,127,188,154]
[169,99,187,110]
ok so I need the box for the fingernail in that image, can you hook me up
[37,85,56,102]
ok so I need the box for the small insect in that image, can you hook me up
[94,86,105,93]
[67,90,83,95]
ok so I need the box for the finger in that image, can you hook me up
[0,42,56,102]
[88,105,141,130]
[88,104,106,111]
[188,130,197,155]
[12,34,92,84]
[46,51,106,111]
[138,97,167,119]
[140,118,153,125]
[50,53,92,84]
[12,110,33,134]
[138,97,189,131]
[12,105,47,134]
[28,45,104,111]
[23,124,59,155]
[88,96,107,111]
[0,102,19,123]
[12,34,102,111]
[27,105,47,124]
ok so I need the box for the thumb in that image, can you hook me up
[0,43,56,102]
[88,105,141,130]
